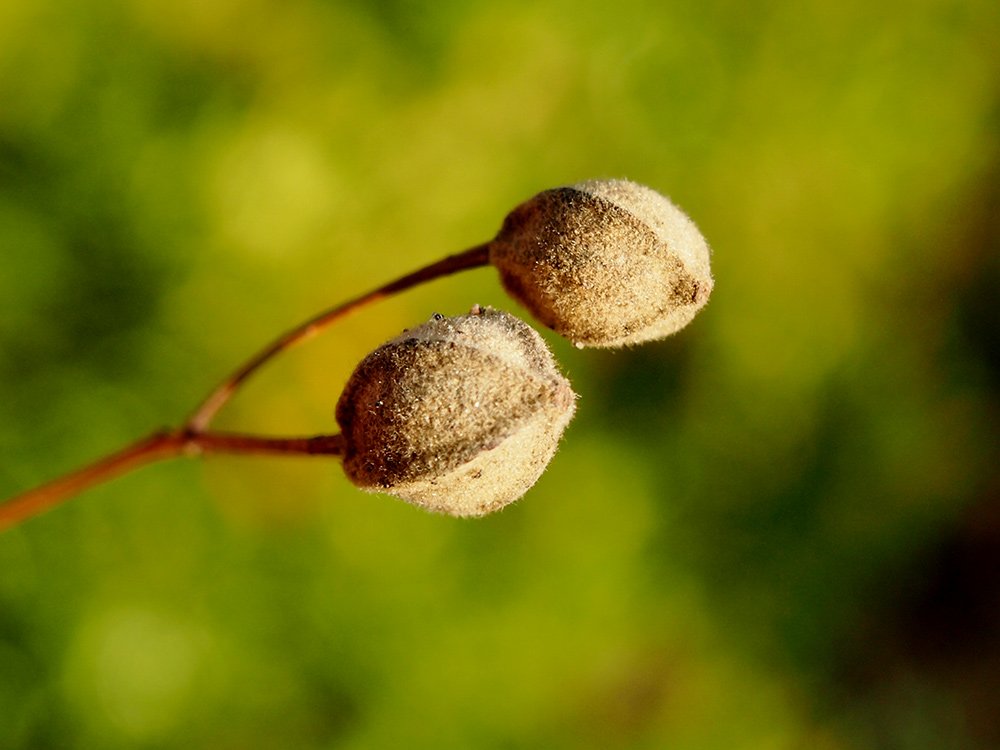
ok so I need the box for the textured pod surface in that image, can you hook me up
[335,307,576,517]
[489,178,714,347]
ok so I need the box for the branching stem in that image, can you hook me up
[0,242,493,531]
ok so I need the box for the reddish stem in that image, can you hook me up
[0,430,345,532]
[185,242,492,432]
[2,242,492,531]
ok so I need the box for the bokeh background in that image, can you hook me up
[2,0,999,747]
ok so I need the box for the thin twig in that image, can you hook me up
[0,430,346,532]
[185,242,492,432]
[1,242,491,531]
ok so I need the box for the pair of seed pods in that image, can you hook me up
[337,179,714,517]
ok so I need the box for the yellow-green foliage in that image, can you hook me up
[1,0,998,748]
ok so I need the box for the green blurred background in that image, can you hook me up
[2,0,998,747]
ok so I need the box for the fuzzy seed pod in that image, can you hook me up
[489,178,713,347]
[335,306,576,517]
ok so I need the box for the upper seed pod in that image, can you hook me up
[335,306,576,517]
[489,178,713,347]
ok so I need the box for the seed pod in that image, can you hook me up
[489,178,713,348]
[335,306,576,517]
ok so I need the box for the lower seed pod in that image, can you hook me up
[335,306,576,517]
[489,178,714,348]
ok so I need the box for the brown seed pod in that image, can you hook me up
[335,306,576,517]
[489,178,713,347]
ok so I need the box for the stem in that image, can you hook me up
[0,430,346,532]
[185,242,492,432]
[3,242,491,531]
